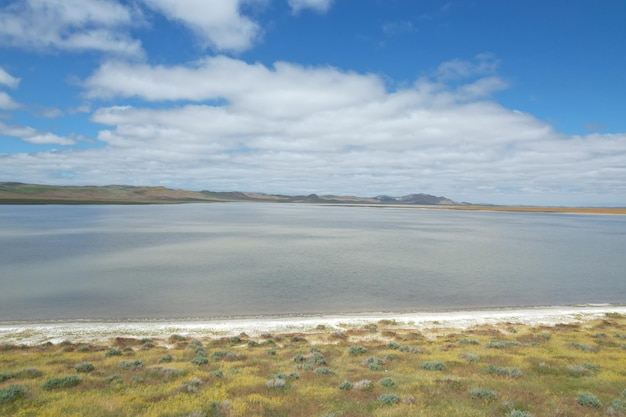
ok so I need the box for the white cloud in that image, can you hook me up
[83,56,386,118]
[0,67,20,89]
[0,92,21,110]
[288,0,334,14]
[0,121,76,145]
[2,54,625,206]
[141,0,261,52]
[0,0,143,56]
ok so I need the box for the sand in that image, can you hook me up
[2,304,625,346]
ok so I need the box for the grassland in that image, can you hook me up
[2,315,626,417]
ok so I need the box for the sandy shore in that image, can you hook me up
[2,304,625,345]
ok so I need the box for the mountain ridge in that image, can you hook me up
[0,182,461,205]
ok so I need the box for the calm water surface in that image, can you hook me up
[1,203,625,321]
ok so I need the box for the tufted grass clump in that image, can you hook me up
[105,348,122,357]
[576,392,602,408]
[338,380,353,390]
[42,375,81,391]
[421,361,446,371]
[0,384,25,405]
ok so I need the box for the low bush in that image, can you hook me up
[158,354,173,363]
[105,348,122,357]
[75,362,95,373]
[42,375,81,391]
[0,384,25,405]
[378,393,400,405]
[118,360,144,370]
[486,364,523,378]
[314,367,335,375]
[577,392,602,408]
[379,377,396,387]
[348,345,367,355]
[507,410,533,417]
[421,361,446,371]
[338,380,353,390]
[469,387,497,400]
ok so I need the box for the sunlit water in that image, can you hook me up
[1,203,625,321]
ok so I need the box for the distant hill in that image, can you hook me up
[0,182,461,205]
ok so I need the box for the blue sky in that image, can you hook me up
[0,0,625,206]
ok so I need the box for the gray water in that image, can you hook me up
[0,203,624,321]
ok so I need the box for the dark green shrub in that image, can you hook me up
[42,376,81,390]
[75,362,95,373]
[0,384,25,405]
[0,372,14,383]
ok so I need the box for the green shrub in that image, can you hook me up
[458,338,480,345]
[379,377,396,387]
[486,364,523,378]
[293,353,306,363]
[191,356,209,365]
[211,370,224,378]
[16,367,42,379]
[421,361,446,371]
[158,354,173,363]
[348,345,367,355]
[577,392,602,408]
[314,367,335,375]
[364,356,385,371]
[338,380,353,390]
[42,375,81,391]
[378,393,400,405]
[460,353,481,362]
[387,342,401,350]
[0,372,14,383]
[0,384,25,405]
[105,348,122,357]
[106,374,122,383]
[119,360,144,370]
[75,362,95,373]
[469,387,497,400]
[507,410,533,417]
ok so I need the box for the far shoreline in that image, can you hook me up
[3,304,625,346]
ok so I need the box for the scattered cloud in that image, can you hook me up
[0,91,21,110]
[0,121,76,145]
[141,0,262,53]
[0,66,20,88]
[0,0,143,56]
[288,0,334,15]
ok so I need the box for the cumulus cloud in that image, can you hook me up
[141,0,261,52]
[0,0,143,56]
[288,0,334,14]
[1,53,625,205]
[0,67,20,89]
[0,122,76,145]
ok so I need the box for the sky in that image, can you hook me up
[0,0,625,206]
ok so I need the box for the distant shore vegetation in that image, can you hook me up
[2,315,626,416]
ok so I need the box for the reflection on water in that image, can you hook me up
[1,203,625,321]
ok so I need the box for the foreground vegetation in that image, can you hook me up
[2,315,626,417]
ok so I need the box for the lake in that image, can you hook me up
[1,203,624,321]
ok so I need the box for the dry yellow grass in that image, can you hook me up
[2,316,626,417]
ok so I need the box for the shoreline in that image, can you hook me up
[3,304,625,345]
